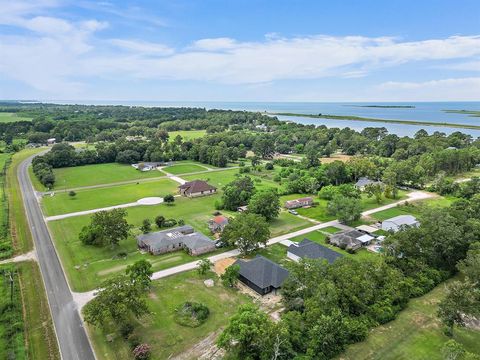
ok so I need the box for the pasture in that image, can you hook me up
[168,130,207,141]
[89,270,250,360]
[163,163,209,175]
[0,112,31,123]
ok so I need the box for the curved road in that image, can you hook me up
[18,155,96,360]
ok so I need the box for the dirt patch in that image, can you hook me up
[148,292,158,300]
[319,154,352,164]
[214,258,236,276]
[171,330,225,360]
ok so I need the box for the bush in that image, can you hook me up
[265,162,274,170]
[120,322,135,339]
[133,343,151,360]
[163,219,177,227]
[174,302,210,327]
[177,219,185,226]
[154,215,165,228]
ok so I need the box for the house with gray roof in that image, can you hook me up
[355,177,384,191]
[328,229,375,251]
[137,225,216,256]
[287,239,343,264]
[234,256,289,295]
[381,215,420,233]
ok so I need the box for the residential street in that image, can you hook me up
[18,155,96,360]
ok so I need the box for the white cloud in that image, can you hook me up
[110,39,174,55]
[192,37,238,51]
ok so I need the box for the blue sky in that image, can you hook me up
[1,0,479,101]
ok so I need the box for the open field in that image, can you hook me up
[89,270,250,360]
[250,243,289,266]
[41,178,179,216]
[339,277,480,360]
[7,148,47,254]
[163,163,208,174]
[168,129,207,141]
[0,153,12,259]
[0,262,59,360]
[31,163,167,191]
[290,230,379,261]
[0,112,32,123]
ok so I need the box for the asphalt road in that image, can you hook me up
[18,155,96,360]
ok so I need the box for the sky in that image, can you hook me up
[0,0,480,102]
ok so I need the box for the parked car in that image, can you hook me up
[215,239,227,248]
[288,209,299,215]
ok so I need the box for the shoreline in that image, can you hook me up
[268,112,480,131]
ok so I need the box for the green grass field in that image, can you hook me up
[89,270,250,360]
[168,130,207,141]
[339,277,480,360]
[250,243,289,266]
[290,230,378,261]
[0,112,32,123]
[163,163,208,175]
[42,178,179,216]
[32,163,167,191]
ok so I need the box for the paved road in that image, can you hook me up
[18,155,96,360]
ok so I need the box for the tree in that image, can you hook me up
[68,190,76,198]
[221,176,256,211]
[126,260,153,290]
[154,215,165,228]
[327,195,362,224]
[163,194,175,205]
[253,135,275,159]
[221,264,240,287]
[248,189,280,221]
[83,275,150,328]
[197,258,213,275]
[222,213,270,255]
[140,219,152,234]
[251,155,261,168]
[364,183,384,203]
[79,209,130,247]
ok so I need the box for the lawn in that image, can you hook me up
[163,163,208,175]
[339,277,480,360]
[89,270,251,360]
[31,163,167,191]
[168,129,207,141]
[0,112,32,122]
[7,147,47,254]
[250,243,289,266]
[290,230,378,262]
[0,153,12,259]
[42,178,179,216]
[269,211,312,237]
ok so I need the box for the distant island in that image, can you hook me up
[345,105,415,108]
[442,109,480,117]
[268,112,480,130]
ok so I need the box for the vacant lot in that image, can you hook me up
[0,112,31,123]
[168,129,207,141]
[31,163,166,191]
[42,178,179,216]
[339,277,480,360]
[89,270,250,360]
[163,163,208,175]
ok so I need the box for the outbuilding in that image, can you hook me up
[381,215,420,232]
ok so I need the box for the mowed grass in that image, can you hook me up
[290,230,378,261]
[89,270,251,360]
[339,277,480,360]
[32,163,166,191]
[168,129,207,141]
[0,112,32,122]
[42,178,179,216]
[163,163,208,175]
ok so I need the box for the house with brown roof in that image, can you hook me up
[284,197,313,209]
[208,215,229,233]
[178,180,217,198]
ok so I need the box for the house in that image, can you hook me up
[136,225,216,256]
[355,177,384,190]
[287,239,343,264]
[329,229,375,251]
[47,138,56,145]
[208,215,229,233]
[234,256,289,295]
[131,162,165,171]
[178,180,217,198]
[284,197,314,209]
[237,205,248,212]
[381,215,420,233]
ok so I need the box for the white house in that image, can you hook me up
[381,215,420,233]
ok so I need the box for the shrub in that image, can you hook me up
[177,219,185,226]
[132,343,151,359]
[163,219,177,228]
[120,322,134,339]
[265,162,274,170]
[174,301,210,327]
[154,215,165,228]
